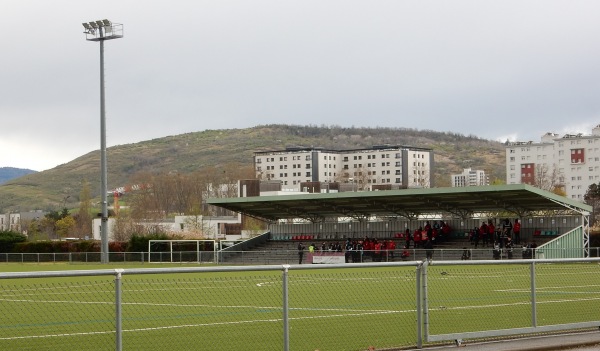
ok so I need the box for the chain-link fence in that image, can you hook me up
[1,247,598,265]
[1,258,599,350]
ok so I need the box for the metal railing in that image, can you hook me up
[0,247,598,264]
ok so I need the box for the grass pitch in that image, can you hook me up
[0,262,598,350]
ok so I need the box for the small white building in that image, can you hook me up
[92,214,243,241]
[451,168,488,187]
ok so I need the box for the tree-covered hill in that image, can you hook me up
[0,124,506,211]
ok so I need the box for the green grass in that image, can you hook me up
[0,262,598,350]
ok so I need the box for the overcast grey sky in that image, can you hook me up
[2,1,599,171]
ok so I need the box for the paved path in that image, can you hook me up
[403,330,600,351]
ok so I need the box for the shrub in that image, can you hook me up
[14,241,55,253]
[0,231,27,253]
[109,241,126,252]
[127,233,171,252]
[74,240,100,252]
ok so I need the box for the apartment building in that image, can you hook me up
[254,145,433,191]
[506,125,600,201]
[451,168,488,187]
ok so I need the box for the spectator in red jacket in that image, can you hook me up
[487,220,495,243]
[513,219,521,245]
[374,240,382,262]
[401,246,410,260]
[413,227,422,248]
[441,221,451,242]
[387,240,396,260]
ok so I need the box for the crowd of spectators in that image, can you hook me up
[464,218,536,259]
[297,218,543,263]
[295,221,454,263]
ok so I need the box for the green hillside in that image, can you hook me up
[0,124,506,211]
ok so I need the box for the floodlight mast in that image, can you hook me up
[82,20,123,264]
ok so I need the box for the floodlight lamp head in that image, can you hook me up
[82,23,91,29]
[102,19,111,26]
[89,21,98,28]
[95,20,104,27]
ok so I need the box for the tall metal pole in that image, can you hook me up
[99,36,109,264]
[82,20,123,264]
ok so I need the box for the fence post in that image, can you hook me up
[282,265,290,351]
[115,269,124,351]
[416,261,423,349]
[530,261,537,328]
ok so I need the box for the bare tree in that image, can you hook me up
[75,180,93,238]
[533,163,564,193]
[584,182,600,227]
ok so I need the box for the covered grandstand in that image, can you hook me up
[207,184,593,258]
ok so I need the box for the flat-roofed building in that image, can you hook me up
[451,168,488,187]
[506,124,600,201]
[254,145,433,191]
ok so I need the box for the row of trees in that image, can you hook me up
[21,160,600,241]
[19,164,258,241]
[26,181,93,240]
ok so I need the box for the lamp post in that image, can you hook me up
[82,20,123,264]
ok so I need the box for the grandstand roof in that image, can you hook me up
[207,184,592,222]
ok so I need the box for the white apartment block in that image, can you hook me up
[506,125,600,201]
[254,145,433,191]
[451,168,488,187]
